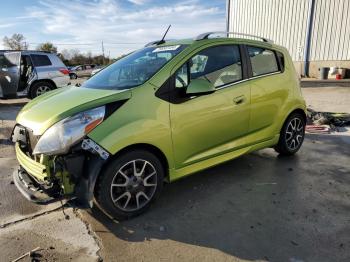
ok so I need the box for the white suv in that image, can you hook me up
[0,50,70,99]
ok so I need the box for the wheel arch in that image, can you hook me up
[279,107,307,134]
[29,79,57,94]
[286,108,307,123]
[102,143,170,181]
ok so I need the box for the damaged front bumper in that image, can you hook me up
[13,167,63,204]
[12,125,109,207]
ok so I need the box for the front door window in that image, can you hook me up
[175,45,243,92]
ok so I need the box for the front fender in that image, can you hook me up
[89,118,174,169]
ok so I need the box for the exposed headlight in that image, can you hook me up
[33,106,105,155]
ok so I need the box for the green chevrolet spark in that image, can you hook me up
[11,32,306,219]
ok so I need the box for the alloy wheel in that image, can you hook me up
[110,159,157,212]
[36,85,51,96]
[285,117,304,150]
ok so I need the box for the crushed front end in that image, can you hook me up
[12,124,109,207]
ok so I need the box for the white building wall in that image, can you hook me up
[228,0,350,62]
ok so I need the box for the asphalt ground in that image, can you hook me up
[0,83,349,261]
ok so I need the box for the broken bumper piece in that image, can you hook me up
[81,138,109,160]
[12,130,109,207]
[13,167,64,204]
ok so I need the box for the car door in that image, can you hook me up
[246,45,288,142]
[18,55,37,92]
[169,45,251,169]
[0,52,21,97]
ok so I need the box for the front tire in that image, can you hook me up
[95,150,164,220]
[274,112,306,156]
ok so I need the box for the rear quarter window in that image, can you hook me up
[30,54,52,67]
[247,46,279,77]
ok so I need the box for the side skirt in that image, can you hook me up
[169,134,279,182]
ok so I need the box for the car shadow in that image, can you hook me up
[85,134,350,261]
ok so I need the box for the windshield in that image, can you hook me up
[82,45,187,90]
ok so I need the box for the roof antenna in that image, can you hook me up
[158,25,171,45]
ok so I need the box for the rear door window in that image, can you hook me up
[30,54,52,67]
[247,46,279,77]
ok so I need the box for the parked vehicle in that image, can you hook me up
[90,66,104,76]
[69,64,96,79]
[12,32,306,220]
[0,50,70,98]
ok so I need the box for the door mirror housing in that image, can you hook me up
[186,79,215,96]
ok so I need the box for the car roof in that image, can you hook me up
[149,31,279,48]
[161,37,268,45]
[0,50,55,55]
[151,37,279,50]
[154,36,286,54]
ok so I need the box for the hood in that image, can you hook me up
[17,86,132,135]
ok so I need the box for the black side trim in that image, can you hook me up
[105,99,128,119]
[155,76,191,104]
[241,45,253,78]
[154,77,171,102]
[276,51,285,73]
[73,155,106,208]
[239,44,250,80]
[64,153,85,181]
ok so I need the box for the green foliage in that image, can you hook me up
[59,49,111,66]
[36,42,58,53]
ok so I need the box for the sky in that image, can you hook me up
[0,0,226,57]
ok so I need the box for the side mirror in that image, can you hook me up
[186,78,215,96]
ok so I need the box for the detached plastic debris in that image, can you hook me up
[305,125,331,134]
[306,108,350,134]
[307,108,350,126]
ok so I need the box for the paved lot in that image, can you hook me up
[0,104,100,261]
[0,85,349,261]
[302,86,350,113]
[80,134,350,262]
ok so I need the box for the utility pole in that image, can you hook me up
[101,41,105,65]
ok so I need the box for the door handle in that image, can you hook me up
[233,95,245,105]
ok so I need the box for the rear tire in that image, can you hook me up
[274,112,306,156]
[95,150,164,220]
[30,81,54,98]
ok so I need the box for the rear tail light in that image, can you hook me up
[59,68,70,75]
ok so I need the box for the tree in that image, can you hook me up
[36,42,57,53]
[3,33,27,50]
[58,48,112,66]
